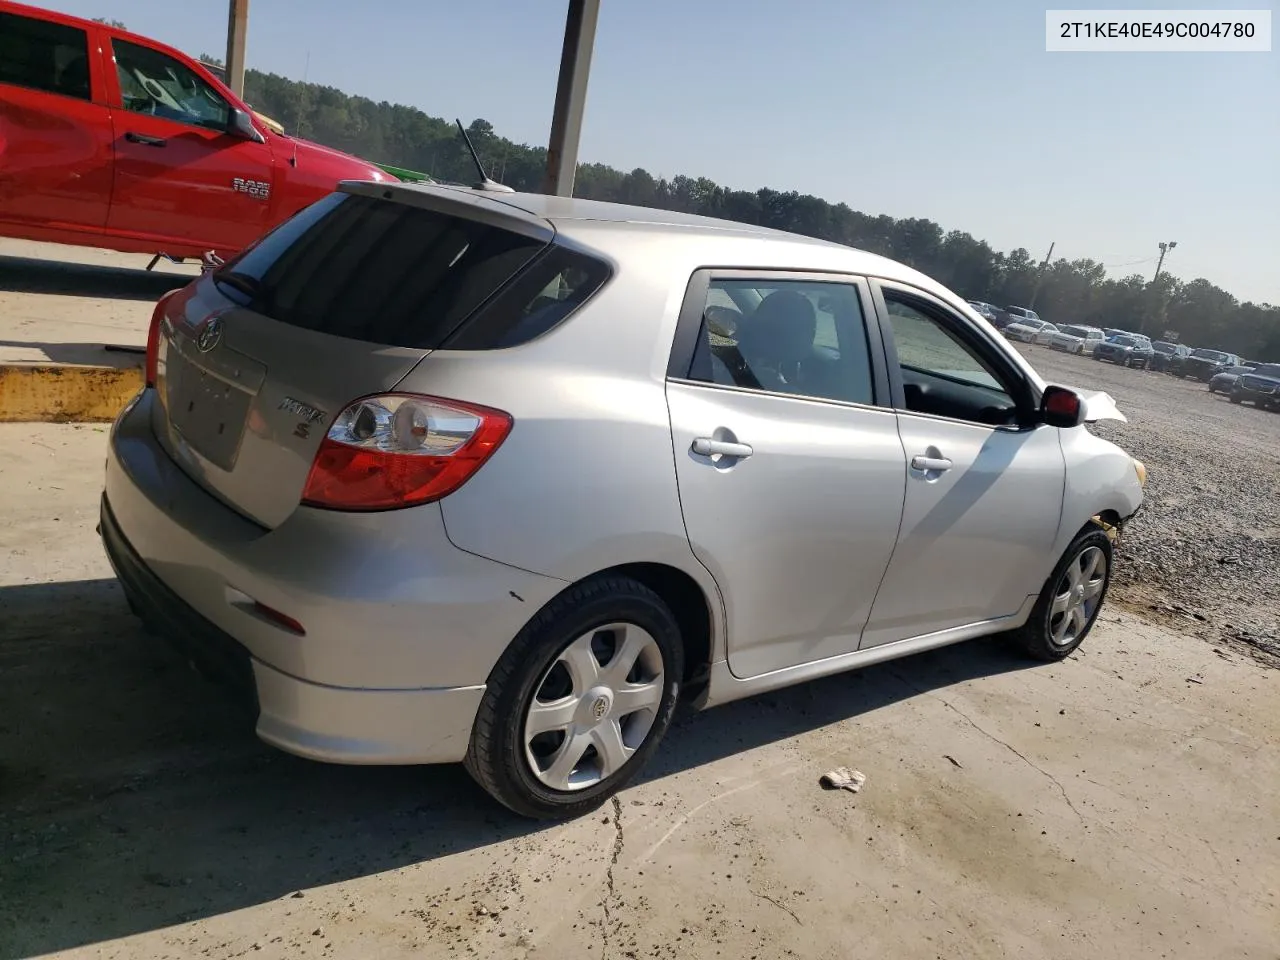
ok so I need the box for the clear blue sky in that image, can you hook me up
[44,0,1279,304]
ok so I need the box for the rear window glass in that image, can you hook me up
[214,193,607,349]
[1191,349,1228,361]
[0,12,91,100]
[1061,325,1090,337]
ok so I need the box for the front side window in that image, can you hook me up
[884,292,1020,426]
[686,278,875,406]
[113,39,230,130]
[1191,349,1228,361]
[0,13,90,100]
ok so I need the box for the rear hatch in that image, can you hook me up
[150,184,555,528]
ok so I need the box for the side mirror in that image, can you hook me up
[1039,385,1085,428]
[228,108,265,143]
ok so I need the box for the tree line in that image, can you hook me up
[213,60,1277,360]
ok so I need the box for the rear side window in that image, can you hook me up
[215,193,606,349]
[683,278,875,406]
[0,13,91,100]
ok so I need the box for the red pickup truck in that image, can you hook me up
[0,1,394,261]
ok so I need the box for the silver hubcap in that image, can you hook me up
[524,624,665,791]
[1049,546,1107,646]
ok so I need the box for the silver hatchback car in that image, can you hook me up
[101,182,1146,819]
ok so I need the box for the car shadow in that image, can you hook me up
[0,577,1037,958]
[0,254,193,301]
[0,338,146,367]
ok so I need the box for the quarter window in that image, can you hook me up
[883,292,1021,426]
[0,13,91,100]
[112,39,230,130]
[687,278,875,406]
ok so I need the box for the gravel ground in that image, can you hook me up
[1014,343,1280,664]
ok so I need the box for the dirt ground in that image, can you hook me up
[2,251,1278,959]
[2,422,1278,959]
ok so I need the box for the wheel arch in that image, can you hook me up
[513,561,722,698]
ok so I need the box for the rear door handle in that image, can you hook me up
[692,437,753,459]
[125,132,166,147]
[911,455,953,472]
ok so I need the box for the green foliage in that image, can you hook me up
[233,67,1277,360]
[91,17,127,28]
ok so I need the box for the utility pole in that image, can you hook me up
[1028,242,1055,309]
[1141,240,1177,334]
[543,0,600,197]
[225,0,249,98]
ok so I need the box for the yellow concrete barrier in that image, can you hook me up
[0,364,142,423]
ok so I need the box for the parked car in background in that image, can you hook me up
[1093,334,1154,369]
[1208,364,1257,394]
[1005,319,1059,344]
[99,182,1146,818]
[1231,364,1280,410]
[1050,324,1106,355]
[967,301,1003,326]
[1173,348,1241,382]
[1004,306,1041,328]
[1150,341,1190,372]
[0,1,395,262]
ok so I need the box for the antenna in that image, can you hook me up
[455,118,514,193]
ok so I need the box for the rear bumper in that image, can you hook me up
[101,495,485,764]
[101,389,567,764]
[1233,384,1279,404]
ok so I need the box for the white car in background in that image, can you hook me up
[1050,324,1106,355]
[1005,319,1059,344]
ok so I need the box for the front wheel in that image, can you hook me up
[464,576,684,819]
[1010,529,1112,661]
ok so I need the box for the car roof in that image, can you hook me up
[4,0,131,38]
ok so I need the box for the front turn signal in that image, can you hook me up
[1132,459,1147,488]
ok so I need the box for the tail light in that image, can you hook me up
[145,291,177,387]
[301,394,512,511]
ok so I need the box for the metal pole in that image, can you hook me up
[543,0,600,197]
[1151,246,1168,285]
[1142,243,1170,335]
[1028,241,1055,309]
[225,0,249,98]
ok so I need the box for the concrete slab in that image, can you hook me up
[0,239,197,420]
[1,423,1277,960]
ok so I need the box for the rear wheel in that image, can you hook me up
[1011,529,1112,661]
[464,576,683,819]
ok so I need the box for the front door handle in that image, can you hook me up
[911,455,953,472]
[692,437,753,459]
[125,132,167,147]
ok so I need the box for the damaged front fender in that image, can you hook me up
[1077,390,1127,423]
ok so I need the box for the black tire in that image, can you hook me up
[1010,529,1113,661]
[1230,394,1242,404]
[464,575,684,820]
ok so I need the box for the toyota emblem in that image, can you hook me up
[196,316,224,353]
